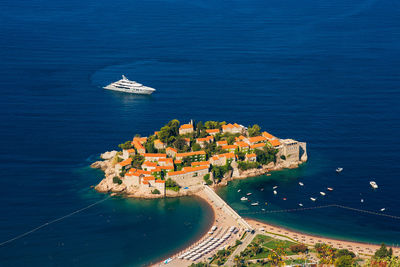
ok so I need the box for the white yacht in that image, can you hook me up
[240,197,248,201]
[320,192,326,196]
[251,202,259,206]
[273,190,277,195]
[104,75,156,95]
[370,181,378,189]
[336,167,343,173]
[299,182,304,186]
[310,197,317,201]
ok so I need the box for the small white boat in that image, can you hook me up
[240,197,248,201]
[361,199,364,203]
[310,197,317,201]
[273,190,277,195]
[370,181,378,189]
[380,208,385,212]
[237,189,241,192]
[260,188,264,191]
[262,208,265,211]
[320,192,326,196]
[299,203,303,207]
[251,202,259,206]
[246,193,252,196]
[327,187,334,191]
[273,186,278,189]
[164,258,172,264]
[336,167,343,173]
[299,182,304,186]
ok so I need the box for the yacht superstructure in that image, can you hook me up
[104,75,156,95]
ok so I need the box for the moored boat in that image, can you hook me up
[336,167,343,173]
[273,190,277,195]
[370,181,378,189]
[327,187,334,191]
[241,197,248,201]
[246,192,252,196]
[104,75,156,95]
[310,197,316,201]
[320,192,326,196]
[251,202,259,206]
[299,182,304,186]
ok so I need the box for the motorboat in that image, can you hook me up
[273,190,277,195]
[273,186,278,189]
[251,202,259,206]
[299,182,304,186]
[320,192,326,196]
[240,197,248,201]
[327,187,334,191]
[380,208,386,212]
[370,181,378,189]
[283,198,287,200]
[246,193,252,196]
[237,189,241,192]
[361,199,364,203]
[299,203,303,207]
[310,197,317,201]
[336,167,343,173]
[260,188,264,191]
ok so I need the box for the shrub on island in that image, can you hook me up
[237,161,260,171]
[289,243,308,253]
[151,189,161,194]
[113,176,122,185]
[203,174,212,185]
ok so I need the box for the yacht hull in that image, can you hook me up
[104,86,154,95]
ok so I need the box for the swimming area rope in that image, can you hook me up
[0,195,111,247]
[240,204,400,220]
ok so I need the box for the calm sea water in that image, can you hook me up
[1,0,400,265]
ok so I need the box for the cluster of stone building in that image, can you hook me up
[113,122,307,196]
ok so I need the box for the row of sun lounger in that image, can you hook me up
[177,227,237,262]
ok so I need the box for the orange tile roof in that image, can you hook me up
[184,138,190,142]
[142,161,157,167]
[180,124,193,130]
[133,137,147,144]
[143,153,167,158]
[246,153,257,158]
[176,151,206,157]
[235,141,249,148]
[221,145,237,150]
[154,131,159,135]
[158,158,173,163]
[250,143,265,149]
[154,139,164,145]
[182,165,209,172]
[248,136,267,143]
[127,148,135,153]
[118,158,132,167]
[206,129,220,133]
[174,160,182,164]
[223,152,235,159]
[269,139,281,147]
[262,131,274,139]
[166,147,177,152]
[216,140,227,145]
[142,181,149,185]
[191,161,210,166]
[222,123,241,129]
[142,176,155,181]
[155,180,165,183]
[168,170,186,176]
[152,167,162,172]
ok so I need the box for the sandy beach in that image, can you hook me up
[151,187,399,267]
[246,218,400,259]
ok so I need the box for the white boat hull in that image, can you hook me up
[104,86,155,95]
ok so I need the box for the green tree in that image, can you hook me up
[118,140,133,150]
[167,119,180,136]
[335,255,355,267]
[248,124,261,137]
[335,249,355,259]
[145,142,156,153]
[227,136,235,145]
[173,137,187,151]
[130,154,145,169]
[203,174,212,185]
[113,176,122,185]
[192,143,201,151]
[151,189,160,194]
[158,125,171,143]
[374,243,392,259]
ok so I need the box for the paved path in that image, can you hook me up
[225,231,257,266]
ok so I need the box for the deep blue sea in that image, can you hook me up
[1,0,400,265]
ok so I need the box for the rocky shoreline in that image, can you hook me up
[91,150,306,199]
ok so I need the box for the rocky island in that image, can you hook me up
[91,120,307,199]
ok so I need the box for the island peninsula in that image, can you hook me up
[92,119,307,198]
